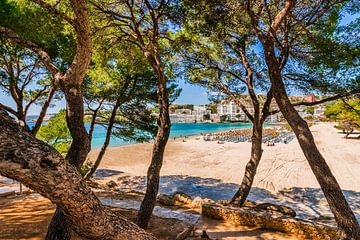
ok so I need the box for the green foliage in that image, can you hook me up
[0,38,57,117]
[324,99,360,131]
[80,161,93,177]
[306,106,315,115]
[37,110,71,155]
[0,0,76,63]
[170,104,194,112]
[207,104,218,114]
[304,115,314,121]
[84,44,159,143]
[203,113,211,120]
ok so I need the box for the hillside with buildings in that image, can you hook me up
[170,94,326,123]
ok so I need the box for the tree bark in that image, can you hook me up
[136,73,171,229]
[45,83,91,239]
[1,1,93,236]
[228,43,266,207]
[45,208,72,240]
[44,0,93,238]
[230,121,263,206]
[0,110,157,240]
[262,39,360,239]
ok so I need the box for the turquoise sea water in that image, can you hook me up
[91,122,253,149]
[29,122,253,149]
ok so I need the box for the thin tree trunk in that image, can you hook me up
[263,41,360,239]
[88,108,99,145]
[136,76,171,229]
[84,101,120,180]
[230,121,263,206]
[31,86,56,135]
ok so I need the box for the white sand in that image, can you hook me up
[88,123,360,223]
[89,123,360,192]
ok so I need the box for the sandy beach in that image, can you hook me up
[89,123,360,192]
[88,123,360,223]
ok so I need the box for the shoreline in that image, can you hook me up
[88,123,360,192]
[88,123,360,223]
[91,122,279,150]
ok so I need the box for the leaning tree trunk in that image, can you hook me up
[136,75,171,229]
[45,83,91,240]
[230,120,263,206]
[263,41,360,239]
[0,110,156,240]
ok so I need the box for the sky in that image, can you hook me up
[0,12,357,116]
[0,79,210,115]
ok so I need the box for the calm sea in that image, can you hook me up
[29,122,253,149]
[91,122,253,149]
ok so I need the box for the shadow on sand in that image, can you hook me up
[94,169,360,224]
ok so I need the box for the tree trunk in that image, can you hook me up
[136,76,171,229]
[263,40,360,239]
[45,83,91,239]
[31,86,56,135]
[45,208,72,240]
[44,0,94,237]
[0,110,156,240]
[230,121,263,206]
[63,85,91,168]
[88,107,99,145]
[84,101,120,180]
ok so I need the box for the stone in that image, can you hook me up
[255,202,296,217]
[191,197,215,208]
[200,203,340,240]
[191,197,204,208]
[173,192,193,204]
[0,191,15,197]
[157,194,174,206]
[106,180,118,188]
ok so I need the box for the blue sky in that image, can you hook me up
[0,79,210,115]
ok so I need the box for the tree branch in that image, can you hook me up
[0,102,18,117]
[0,27,60,77]
[30,0,75,26]
[268,0,295,38]
[268,90,360,115]
[31,85,57,135]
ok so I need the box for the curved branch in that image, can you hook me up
[0,102,18,116]
[267,90,360,115]
[0,27,60,77]
[31,85,57,135]
[268,0,295,38]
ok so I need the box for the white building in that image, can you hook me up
[217,101,254,121]
[170,105,211,123]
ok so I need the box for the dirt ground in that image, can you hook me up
[0,193,305,240]
[0,194,190,240]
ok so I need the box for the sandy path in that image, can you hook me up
[89,123,360,193]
